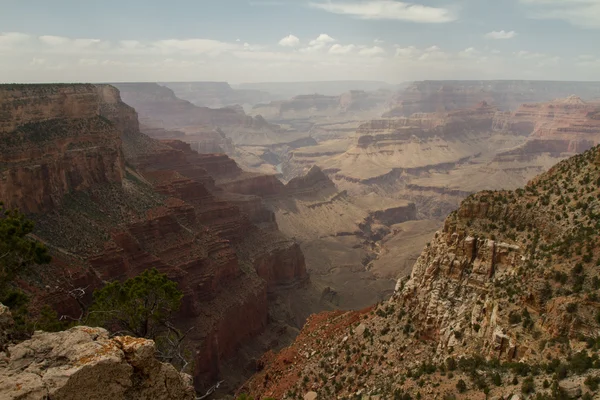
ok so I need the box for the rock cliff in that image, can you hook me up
[0,84,125,213]
[0,323,195,400]
[242,145,600,399]
[0,84,309,392]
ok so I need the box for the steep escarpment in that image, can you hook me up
[0,84,125,213]
[0,84,309,393]
[243,145,600,400]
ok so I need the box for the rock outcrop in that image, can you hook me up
[284,165,336,197]
[0,326,195,400]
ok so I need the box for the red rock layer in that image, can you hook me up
[0,85,125,213]
[0,84,308,391]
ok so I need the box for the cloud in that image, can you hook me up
[2,31,599,84]
[0,32,31,50]
[520,0,600,28]
[278,34,300,47]
[329,44,356,54]
[151,38,238,56]
[309,0,457,23]
[358,46,385,56]
[309,34,336,45]
[300,34,337,53]
[394,45,419,57]
[485,30,517,39]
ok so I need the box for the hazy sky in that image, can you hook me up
[1,0,600,83]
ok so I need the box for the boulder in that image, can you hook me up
[559,380,582,399]
[0,326,195,400]
[304,391,318,400]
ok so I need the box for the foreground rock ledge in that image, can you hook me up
[0,326,195,400]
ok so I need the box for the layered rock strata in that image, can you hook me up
[0,84,308,391]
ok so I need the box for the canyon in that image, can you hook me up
[4,80,600,400]
[109,80,600,319]
[0,84,311,394]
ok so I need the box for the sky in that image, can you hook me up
[1,0,600,83]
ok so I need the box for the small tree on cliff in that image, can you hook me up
[87,268,183,339]
[0,203,52,337]
[87,269,191,370]
[0,203,51,288]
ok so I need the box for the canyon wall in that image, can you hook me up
[0,84,308,392]
[0,84,125,213]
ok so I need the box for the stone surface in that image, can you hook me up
[304,391,318,400]
[0,326,195,400]
[559,381,582,399]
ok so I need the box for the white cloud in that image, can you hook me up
[151,38,238,56]
[485,30,517,39]
[520,0,600,28]
[278,34,300,47]
[329,44,356,54]
[0,32,31,50]
[358,46,385,56]
[309,34,336,45]
[458,47,479,57]
[39,35,70,46]
[309,0,457,23]
[300,34,337,53]
[2,31,599,84]
[394,45,419,57]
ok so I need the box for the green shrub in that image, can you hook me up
[456,379,467,393]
